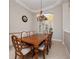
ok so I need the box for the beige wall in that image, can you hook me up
[63,2,70,32]
[47,5,63,40]
[10,0,35,33]
[62,2,70,53]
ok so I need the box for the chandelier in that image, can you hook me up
[37,0,47,21]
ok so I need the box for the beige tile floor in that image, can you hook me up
[9,41,70,59]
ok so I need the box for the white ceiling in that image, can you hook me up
[16,0,69,13]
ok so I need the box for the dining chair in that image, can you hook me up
[38,40,48,59]
[38,44,45,59]
[21,31,35,55]
[11,35,33,59]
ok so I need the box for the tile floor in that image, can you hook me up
[9,41,70,59]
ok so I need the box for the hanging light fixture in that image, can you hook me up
[37,0,47,21]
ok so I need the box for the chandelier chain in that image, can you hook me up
[41,0,42,11]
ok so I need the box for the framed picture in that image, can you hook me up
[22,15,28,22]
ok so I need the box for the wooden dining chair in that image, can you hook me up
[11,35,33,59]
[38,38,49,59]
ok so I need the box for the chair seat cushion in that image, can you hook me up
[38,44,45,50]
[21,48,31,55]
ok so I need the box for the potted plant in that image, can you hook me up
[49,27,53,33]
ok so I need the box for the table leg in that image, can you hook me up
[45,38,49,55]
[34,45,38,59]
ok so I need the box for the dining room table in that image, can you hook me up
[17,34,49,59]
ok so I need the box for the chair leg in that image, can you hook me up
[43,50,45,59]
[15,53,17,59]
[49,41,51,48]
[47,45,49,55]
[49,39,52,48]
[20,55,24,59]
[31,49,35,59]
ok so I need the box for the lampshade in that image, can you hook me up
[44,14,54,23]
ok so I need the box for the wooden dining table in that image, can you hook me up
[18,34,49,59]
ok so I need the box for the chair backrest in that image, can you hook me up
[10,32,22,38]
[21,31,30,38]
[9,32,22,49]
[29,31,35,36]
[48,32,53,39]
[11,35,22,52]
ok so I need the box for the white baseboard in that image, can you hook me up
[52,39,62,42]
